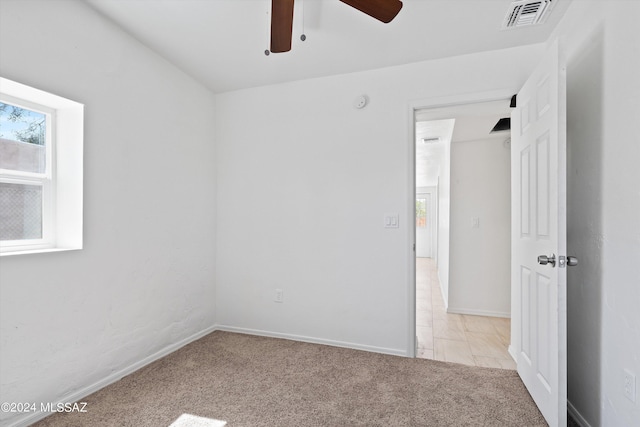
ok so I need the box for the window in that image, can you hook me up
[416,198,427,228]
[1,97,54,247]
[0,78,83,255]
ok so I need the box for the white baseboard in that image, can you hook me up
[5,325,217,427]
[8,323,588,427]
[568,400,592,427]
[5,325,408,427]
[508,345,517,362]
[446,307,510,318]
[214,325,408,357]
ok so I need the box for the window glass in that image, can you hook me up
[1,77,84,255]
[416,198,426,228]
[0,182,43,240]
[0,101,47,173]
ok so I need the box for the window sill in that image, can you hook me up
[0,77,84,258]
[0,247,81,257]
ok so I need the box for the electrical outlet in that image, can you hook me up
[274,289,284,303]
[624,369,636,402]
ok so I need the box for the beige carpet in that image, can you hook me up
[33,331,546,426]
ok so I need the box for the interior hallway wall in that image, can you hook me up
[449,137,511,317]
[0,1,217,425]
[438,140,451,306]
[215,44,544,354]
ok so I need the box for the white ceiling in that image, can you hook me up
[84,0,572,93]
[415,99,512,187]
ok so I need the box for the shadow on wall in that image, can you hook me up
[566,24,604,426]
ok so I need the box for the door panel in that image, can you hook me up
[511,39,567,427]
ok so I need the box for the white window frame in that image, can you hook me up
[0,77,83,256]
[0,94,56,251]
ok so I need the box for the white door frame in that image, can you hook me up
[407,89,517,358]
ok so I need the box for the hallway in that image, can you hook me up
[416,257,515,369]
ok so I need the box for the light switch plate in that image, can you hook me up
[384,213,399,228]
[624,369,636,402]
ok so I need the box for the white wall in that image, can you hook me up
[215,44,544,354]
[549,1,640,426]
[437,142,451,306]
[449,138,511,317]
[0,1,217,425]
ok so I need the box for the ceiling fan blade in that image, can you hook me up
[339,0,403,23]
[270,0,295,53]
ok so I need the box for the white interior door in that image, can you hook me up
[511,39,567,427]
[416,193,431,258]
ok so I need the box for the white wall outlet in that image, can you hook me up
[274,289,284,303]
[624,369,636,402]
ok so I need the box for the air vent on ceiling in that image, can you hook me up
[503,0,554,29]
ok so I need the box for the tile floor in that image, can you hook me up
[416,257,516,370]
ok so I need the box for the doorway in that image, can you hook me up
[415,190,435,259]
[413,99,514,369]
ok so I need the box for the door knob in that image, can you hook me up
[538,254,556,267]
[567,256,578,266]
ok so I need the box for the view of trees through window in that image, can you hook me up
[0,101,46,146]
[1,99,48,241]
[416,198,427,228]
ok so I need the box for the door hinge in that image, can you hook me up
[413,243,416,252]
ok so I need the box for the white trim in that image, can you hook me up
[3,325,408,427]
[4,325,218,427]
[407,90,516,114]
[567,400,592,427]
[215,325,408,357]
[406,102,417,358]
[438,269,448,309]
[0,77,83,256]
[0,95,55,251]
[508,344,517,362]
[0,247,80,257]
[407,88,518,359]
[446,307,511,318]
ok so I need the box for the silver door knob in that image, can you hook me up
[567,256,578,266]
[538,254,556,267]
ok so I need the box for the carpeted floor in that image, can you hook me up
[33,331,547,426]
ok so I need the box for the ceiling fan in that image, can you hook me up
[270,0,403,53]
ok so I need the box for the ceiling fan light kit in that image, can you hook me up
[268,0,403,54]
